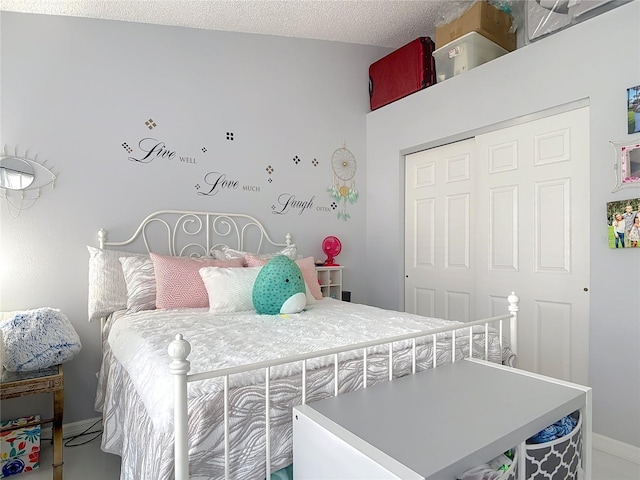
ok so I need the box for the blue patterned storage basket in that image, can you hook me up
[525,411,582,480]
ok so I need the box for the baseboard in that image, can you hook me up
[40,416,102,441]
[593,433,640,465]
[42,419,640,466]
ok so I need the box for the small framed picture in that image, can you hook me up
[611,139,640,192]
[628,85,640,134]
[607,198,640,248]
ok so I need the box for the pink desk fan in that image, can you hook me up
[322,236,342,266]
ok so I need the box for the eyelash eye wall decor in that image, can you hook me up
[0,146,57,218]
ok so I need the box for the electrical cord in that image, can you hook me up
[40,418,103,447]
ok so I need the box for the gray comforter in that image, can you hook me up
[95,299,515,479]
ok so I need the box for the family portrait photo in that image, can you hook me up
[607,197,640,248]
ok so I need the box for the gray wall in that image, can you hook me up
[0,12,389,424]
[366,2,640,447]
[2,4,639,450]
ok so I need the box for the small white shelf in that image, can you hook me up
[315,266,343,300]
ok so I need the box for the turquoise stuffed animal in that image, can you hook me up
[252,255,306,314]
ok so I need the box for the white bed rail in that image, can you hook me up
[169,293,520,480]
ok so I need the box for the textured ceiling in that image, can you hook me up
[0,0,466,48]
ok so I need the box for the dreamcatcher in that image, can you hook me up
[328,144,358,220]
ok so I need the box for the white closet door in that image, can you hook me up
[404,107,590,385]
[405,138,476,322]
[474,107,590,385]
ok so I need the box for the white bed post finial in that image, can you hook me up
[98,228,107,249]
[507,292,520,357]
[285,233,292,247]
[169,334,191,480]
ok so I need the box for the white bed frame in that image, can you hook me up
[98,210,520,480]
[97,209,292,254]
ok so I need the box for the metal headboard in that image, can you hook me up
[97,210,292,256]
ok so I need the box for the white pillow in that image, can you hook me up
[87,246,148,322]
[199,266,263,313]
[221,244,297,261]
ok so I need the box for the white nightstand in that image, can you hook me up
[315,266,343,300]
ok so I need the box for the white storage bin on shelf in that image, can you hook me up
[433,31,508,82]
[525,411,582,480]
[459,449,518,480]
[502,455,517,480]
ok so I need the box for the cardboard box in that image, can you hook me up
[435,1,516,52]
[0,416,40,478]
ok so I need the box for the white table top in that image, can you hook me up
[297,359,587,479]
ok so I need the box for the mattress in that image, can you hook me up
[96,299,514,479]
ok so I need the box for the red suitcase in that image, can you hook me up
[369,37,436,111]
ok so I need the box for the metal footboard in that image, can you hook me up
[169,292,520,480]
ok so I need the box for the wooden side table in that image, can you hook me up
[0,365,64,480]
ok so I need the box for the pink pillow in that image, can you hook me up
[246,255,323,300]
[244,254,268,268]
[151,253,244,309]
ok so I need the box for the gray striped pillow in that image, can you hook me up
[120,256,156,313]
[87,246,146,322]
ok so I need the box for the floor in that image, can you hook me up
[24,435,640,480]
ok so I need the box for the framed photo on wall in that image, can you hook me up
[607,197,640,248]
[628,84,640,134]
[611,138,640,192]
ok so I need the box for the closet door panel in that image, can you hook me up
[489,185,518,271]
[415,198,436,267]
[535,178,571,273]
[445,193,470,269]
[475,107,590,384]
[405,139,475,321]
[414,287,436,318]
[535,299,573,380]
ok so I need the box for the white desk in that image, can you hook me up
[293,359,591,480]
